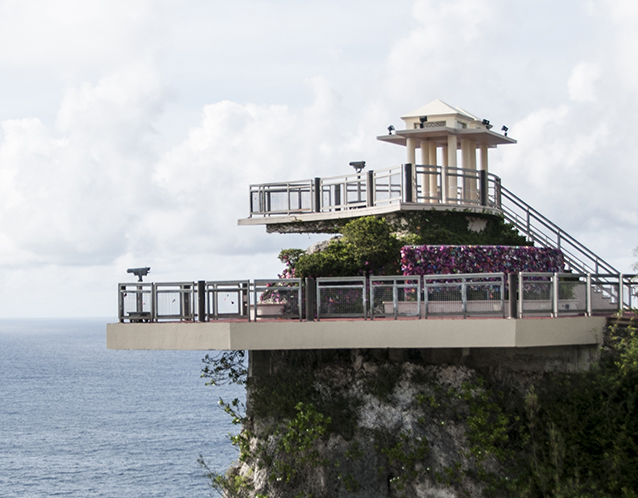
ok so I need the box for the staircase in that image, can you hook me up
[499,185,637,311]
[500,185,617,275]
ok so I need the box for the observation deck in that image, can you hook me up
[108,99,633,366]
[239,99,516,233]
[106,272,636,354]
[238,165,502,233]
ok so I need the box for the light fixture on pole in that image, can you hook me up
[349,161,366,173]
[482,119,493,130]
[501,125,509,136]
[419,116,427,128]
[387,125,395,135]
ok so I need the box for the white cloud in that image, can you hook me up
[568,62,601,102]
[0,65,166,266]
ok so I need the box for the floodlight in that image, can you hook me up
[349,161,366,173]
[387,125,395,135]
[482,119,493,130]
[501,125,508,136]
[419,116,427,128]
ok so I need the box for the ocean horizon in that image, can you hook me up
[0,318,242,497]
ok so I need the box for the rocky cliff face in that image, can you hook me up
[205,324,638,498]
[215,349,536,498]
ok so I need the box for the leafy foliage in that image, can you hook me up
[393,211,529,246]
[201,351,247,386]
[513,324,638,497]
[292,217,402,278]
[269,402,332,485]
[281,212,528,279]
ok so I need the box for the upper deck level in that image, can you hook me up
[238,99,515,233]
[238,164,502,232]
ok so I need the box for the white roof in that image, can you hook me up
[402,99,480,121]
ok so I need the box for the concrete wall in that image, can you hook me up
[107,316,605,352]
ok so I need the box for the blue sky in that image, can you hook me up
[0,0,636,317]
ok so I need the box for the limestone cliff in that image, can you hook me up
[204,322,638,498]
[211,349,533,497]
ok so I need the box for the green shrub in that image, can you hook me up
[293,217,401,278]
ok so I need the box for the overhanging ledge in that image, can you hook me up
[106,316,605,351]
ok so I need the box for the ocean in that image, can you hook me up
[0,318,242,497]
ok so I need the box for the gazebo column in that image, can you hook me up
[479,144,489,172]
[479,144,489,206]
[461,139,471,202]
[447,135,458,203]
[419,140,430,202]
[428,143,438,202]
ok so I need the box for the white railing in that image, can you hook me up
[247,165,501,217]
[316,277,367,320]
[117,273,637,323]
[422,273,506,318]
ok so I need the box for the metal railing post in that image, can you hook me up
[136,284,143,314]
[305,277,315,322]
[313,177,321,213]
[552,273,559,317]
[242,282,249,321]
[369,281,375,321]
[252,283,258,322]
[423,278,428,319]
[585,273,592,316]
[363,277,368,320]
[197,280,206,322]
[501,274,506,318]
[462,277,467,319]
[403,164,413,203]
[366,170,374,207]
[118,284,125,322]
[334,184,341,211]
[393,279,398,320]
[618,273,625,316]
[440,167,447,204]
[316,281,321,321]
[182,284,192,321]
[518,273,524,318]
[479,169,488,207]
[508,273,517,319]
[151,283,156,322]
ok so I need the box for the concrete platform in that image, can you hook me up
[106,316,606,351]
[238,201,501,233]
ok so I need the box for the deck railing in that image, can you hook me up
[117,272,637,323]
[247,165,501,218]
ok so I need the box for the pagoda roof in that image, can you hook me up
[401,99,480,121]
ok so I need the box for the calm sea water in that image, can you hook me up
[0,318,243,497]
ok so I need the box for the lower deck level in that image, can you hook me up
[107,315,605,351]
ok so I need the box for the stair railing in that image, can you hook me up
[499,185,617,275]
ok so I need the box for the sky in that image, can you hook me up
[0,0,637,318]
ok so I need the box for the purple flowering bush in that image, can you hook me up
[401,245,565,276]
